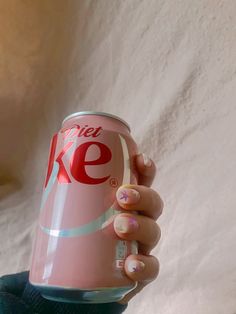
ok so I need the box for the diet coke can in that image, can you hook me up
[29,111,139,303]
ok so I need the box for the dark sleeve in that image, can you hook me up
[0,271,128,314]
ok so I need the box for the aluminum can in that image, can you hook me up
[29,111,139,303]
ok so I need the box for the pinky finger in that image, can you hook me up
[124,254,160,283]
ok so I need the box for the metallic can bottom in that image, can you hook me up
[34,283,137,304]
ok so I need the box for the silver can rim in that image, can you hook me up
[62,111,130,132]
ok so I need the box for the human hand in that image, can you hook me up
[114,153,163,304]
[0,153,162,313]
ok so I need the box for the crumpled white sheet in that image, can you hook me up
[0,1,236,313]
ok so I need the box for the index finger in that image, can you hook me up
[135,153,156,187]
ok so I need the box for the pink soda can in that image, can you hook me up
[29,111,139,303]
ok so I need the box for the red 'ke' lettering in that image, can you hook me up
[70,141,112,184]
[55,141,74,183]
[45,132,111,186]
[44,133,58,188]
[45,134,74,187]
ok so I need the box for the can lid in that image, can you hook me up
[62,111,131,132]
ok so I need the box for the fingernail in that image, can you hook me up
[116,187,140,204]
[127,260,145,273]
[114,216,139,233]
[142,153,152,167]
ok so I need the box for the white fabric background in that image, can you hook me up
[0,1,236,313]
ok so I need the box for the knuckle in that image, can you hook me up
[152,257,160,279]
[159,196,164,214]
[148,221,161,247]
[149,190,156,208]
[151,190,164,220]
[154,224,161,246]
[142,256,160,283]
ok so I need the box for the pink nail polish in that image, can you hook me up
[116,188,140,204]
[114,216,139,233]
[127,260,145,273]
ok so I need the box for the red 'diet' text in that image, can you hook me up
[61,124,103,139]
[45,125,112,187]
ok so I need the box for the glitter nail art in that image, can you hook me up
[127,260,145,273]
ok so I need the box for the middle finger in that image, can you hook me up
[114,213,161,250]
